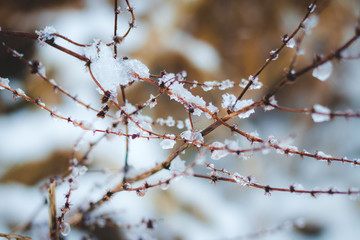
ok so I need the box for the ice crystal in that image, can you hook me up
[239,75,262,90]
[121,102,136,114]
[205,102,219,119]
[236,99,255,118]
[60,222,71,236]
[202,81,218,91]
[219,79,234,90]
[221,93,237,110]
[221,93,255,118]
[168,82,206,116]
[180,130,204,147]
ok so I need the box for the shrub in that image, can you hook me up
[0,0,360,239]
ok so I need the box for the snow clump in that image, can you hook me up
[84,41,150,92]
[221,93,255,118]
[311,104,331,122]
[312,61,333,81]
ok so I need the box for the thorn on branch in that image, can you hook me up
[146,219,154,229]
[355,20,360,36]
[96,105,109,119]
[105,191,114,200]
[101,91,111,104]
[286,70,296,82]
[162,162,170,170]
[113,35,123,44]
[160,70,167,77]
[12,90,18,99]
[30,60,40,74]
[210,174,219,184]
[264,185,272,196]
[310,191,317,198]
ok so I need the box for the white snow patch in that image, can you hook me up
[312,61,333,81]
[312,104,331,122]
[0,77,10,90]
[84,42,149,91]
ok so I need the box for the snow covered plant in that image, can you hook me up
[1,0,360,239]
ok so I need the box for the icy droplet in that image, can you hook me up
[79,166,88,175]
[311,104,331,122]
[60,222,71,236]
[202,81,218,91]
[160,181,170,190]
[239,75,262,90]
[312,61,333,81]
[136,188,147,197]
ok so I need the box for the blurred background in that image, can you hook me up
[1,0,360,239]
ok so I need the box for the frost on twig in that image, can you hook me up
[0,77,10,90]
[36,26,57,45]
[1,0,360,239]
